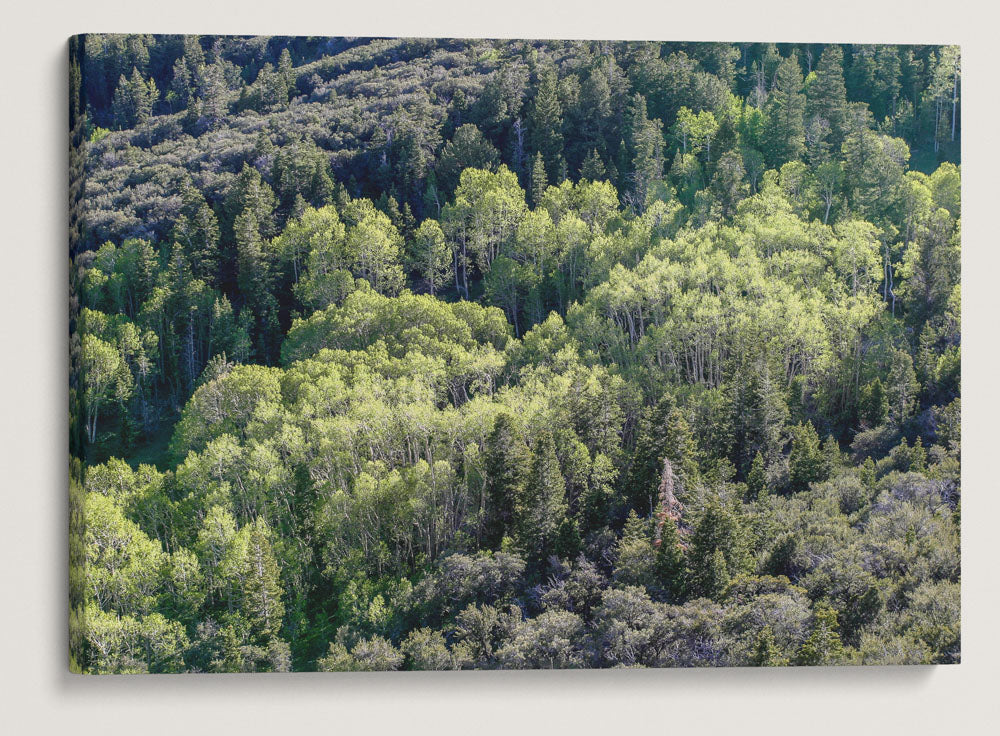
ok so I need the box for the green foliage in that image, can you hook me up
[112,67,158,129]
[858,378,889,428]
[749,626,789,666]
[687,500,752,600]
[788,421,829,491]
[71,37,961,672]
[795,600,846,665]
[517,429,568,562]
[745,452,767,501]
[764,57,807,166]
[483,413,531,549]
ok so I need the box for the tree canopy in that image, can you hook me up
[69,36,960,672]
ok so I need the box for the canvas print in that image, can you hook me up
[68,36,961,673]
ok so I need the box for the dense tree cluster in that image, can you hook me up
[69,35,960,673]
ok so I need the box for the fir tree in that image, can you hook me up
[171,183,220,283]
[529,67,564,182]
[554,517,582,561]
[629,392,699,515]
[887,348,920,425]
[806,45,849,146]
[730,357,789,475]
[655,514,686,601]
[859,456,877,494]
[241,518,286,642]
[795,600,846,665]
[745,451,767,501]
[581,453,618,534]
[623,93,663,210]
[789,421,828,491]
[111,67,158,129]
[483,414,531,549]
[687,499,750,600]
[764,56,807,166]
[579,149,607,182]
[530,151,548,208]
[858,377,890,428]
[517,429,568,562]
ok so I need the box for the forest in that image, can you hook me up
[68,35,961,672]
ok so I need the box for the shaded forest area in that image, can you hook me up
[69,35,960,672]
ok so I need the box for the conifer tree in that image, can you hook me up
[655,514,686,601]
[872,46,902,121]
[172,183,220,283]
[730,358,789,475]
[858,377,889,428]
[701,549,730,600]
[763,56,807,165]
[111,67,158,129]
[579,69,613,155]
[687,499,750,600]
[234,209,270,299]
[806,45,849,146]
[483,414,532,549]
[629,392,699,514]
[795,600,845,665]
[789,420,828,491]
[221,164,278,274]
[530,152,548,208]
[194,62,228,132]
[750,626,789,666]
[529,67,564,182]
[822,435,841,475]
[612,510,658,589]
[579,149,607,182]
[277,48,295,101]
[241,518,286,642]
[745,451,767,501]
[887,348,920,425]
[169,57,193,112]
[711,149,748,217]
[517,429,568,562]
[859,456,876,494]
[623,93,663,210]
[909,436,927,473]
[554,517,582,561]
[234,208,280,360]
[581,453,618,534]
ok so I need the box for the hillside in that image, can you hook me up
[68,35,961,672]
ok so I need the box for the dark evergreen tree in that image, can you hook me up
[529,67,565,182]
[763,56,807,166]
[795,601,845,665]
[745,451,767,501]
[654,514,686,601]
[629,392,699,515]
[579,148,607,182]
[686,500,751,600]
[806,45,849,147]
[517,429,568,563]
[788,420,829,491]
[858,378,890,428]
[622,93,663,211]
[530,152,548,208]
[483,414,531,549]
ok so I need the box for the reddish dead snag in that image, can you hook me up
[653,458,688,550]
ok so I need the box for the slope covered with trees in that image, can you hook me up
[69,35,960,672]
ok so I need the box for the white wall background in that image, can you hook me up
[1,2,996,733]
